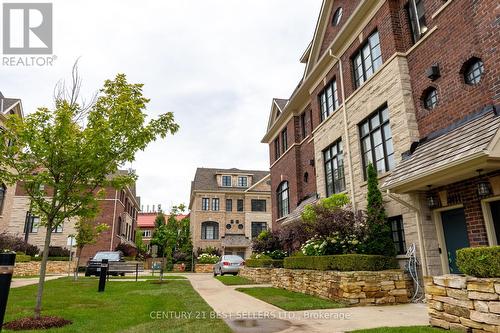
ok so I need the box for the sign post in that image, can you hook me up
[0,252,16,332]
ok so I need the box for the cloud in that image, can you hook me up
[1,0,322,211]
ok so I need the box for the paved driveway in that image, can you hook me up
[186,273,429,333]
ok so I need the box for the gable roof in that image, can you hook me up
[191,167,270,193]
[0,92,22,117]
[266,98,289,131]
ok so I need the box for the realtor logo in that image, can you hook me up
[3,3,53,54]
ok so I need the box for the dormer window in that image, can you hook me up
[222,175,232,187]
[238,176,248,187]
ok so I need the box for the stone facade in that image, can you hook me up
[425,274,500,332]
[195,264,214,273]
[189,168,271,259]
[13,261,76,277]
[240,267,412,306]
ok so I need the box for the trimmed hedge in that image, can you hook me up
[246,259,284,268]
[456,246,500,278]
[32,256,70,262]
[284,254,398,271]
[15,253,32,263]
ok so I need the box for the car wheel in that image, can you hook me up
[120,273,125,276]
[220,268,225,276]
[232,273,237,276]
[213,270,217,277]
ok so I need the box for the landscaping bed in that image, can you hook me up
[3,277,231,332]
[236,287,346,311]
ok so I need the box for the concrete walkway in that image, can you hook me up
[11,275,64,288]
[186,273,429,333]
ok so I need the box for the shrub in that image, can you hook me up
[456,246,500,278]
[173,250,189,263]
[46,246,70,257]
[32,256,70,261]
[284,254,398,271]
[196,246,221,257]
[15,252,32,262]
[301,234,362,256]
[252,230,282,253]
[246,258,283,268]
[115,242,137,257]
[197,253,219,264]
[0,232,40,256]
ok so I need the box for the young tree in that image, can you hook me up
[134,227,148,258]
[74,218,109,280]
[0,67,179,319]
[363,163,396,256]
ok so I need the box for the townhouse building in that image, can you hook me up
[0,92,23,233]
[7,171,140,260]
[263,0,498,276]
[137,211,189,248]
[189,168,272,259]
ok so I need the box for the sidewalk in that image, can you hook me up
[186,273,429,333]
[11,275,64,288]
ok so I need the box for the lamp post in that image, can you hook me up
[0,252,16,331]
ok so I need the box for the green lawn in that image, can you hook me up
[236,287,346,311]
[4,277,231,333]
[351,326,455,333]
[215,275,257,285]
[107,275,187,280]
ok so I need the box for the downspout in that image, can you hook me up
[329,50,356,210]
[386,189,429,276]
[110,189,118,251]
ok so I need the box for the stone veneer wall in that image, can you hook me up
[240,267,412,305]
[14,261,76,277]
[425,275,500,332]
[195,264,214,273]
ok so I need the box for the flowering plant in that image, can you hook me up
[301,232,361,256]
[196,253,219,264]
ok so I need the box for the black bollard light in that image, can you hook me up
[98,259,108,292]
[0,252,16,332]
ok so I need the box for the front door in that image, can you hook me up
[441,208,470,274]
[490,200,500,244]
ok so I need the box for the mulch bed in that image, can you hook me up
[3,316,72,331]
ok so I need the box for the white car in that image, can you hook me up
[213,255,245,276]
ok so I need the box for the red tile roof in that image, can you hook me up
[137,213,188,228]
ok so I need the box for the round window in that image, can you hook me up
[226,224,232,229]
[464,58,484,85]
[238,224,244,230]
[423,88,438,110]
[332,7,343,26]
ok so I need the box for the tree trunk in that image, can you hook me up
[34,222,53,320]
[74,246,83,281]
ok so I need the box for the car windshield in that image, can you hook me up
[93,252,119,261]
[224,255,243,261]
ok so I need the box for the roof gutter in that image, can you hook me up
[329,50,356,210]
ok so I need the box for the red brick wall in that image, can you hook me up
[319,0,362,58]
[405,0,498,138]
[429,170,500,247]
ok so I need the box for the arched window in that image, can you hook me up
[277,181,290,218]
[0,183,6,214]
[201,221,219,240]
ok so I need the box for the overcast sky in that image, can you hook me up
[2,0,322,212]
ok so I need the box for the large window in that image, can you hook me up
[408,0,427,43]
[277,181,290,218]
[238,176,248,187]
[251,222,267,238]
[201,198,210,211]
[0,183,6,215]
[226,199,232,212]
[52,224,63,233]
[319,79,339,121]
[201,221,219,240]
[324,140,346,196]
[359,105,395,177]
[212,198,220,211]
[30,216,40,233]
[300,112,307,139]
[281,129,288,152]
[251,199,266,212]
[142,230,152,238]
[274,138,280,160]
[237,199,244,212]
[389,216,406,255]
[222,175,232,187]
[353,31,382,88]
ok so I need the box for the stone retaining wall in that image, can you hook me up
[195,264,214,273]
[240,267,412,305]
[14,261,76,277]
[425,275,500,332]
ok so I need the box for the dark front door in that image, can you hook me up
[490,200,500,243]
[441,208,470,274]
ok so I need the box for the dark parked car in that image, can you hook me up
[85,251,124,277]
